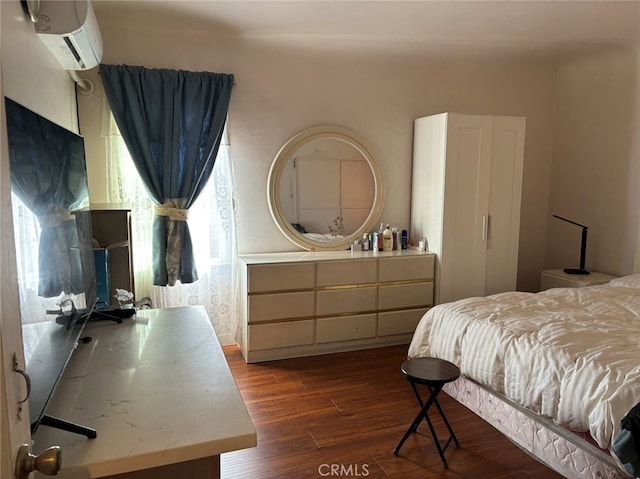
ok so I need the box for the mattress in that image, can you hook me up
[408,273,640,455]
[444,376,630,478]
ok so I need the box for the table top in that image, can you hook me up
[401,357,460,383]
[239,248,433,265]
[542,269,618,282]
[33,305,256,478]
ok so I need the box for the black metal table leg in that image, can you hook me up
[394,357,461,469]
[393,382,444,456]
[427,384,460,449]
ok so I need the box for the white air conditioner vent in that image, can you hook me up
[35,0,103,71]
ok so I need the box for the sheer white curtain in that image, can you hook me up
[11,195,61,324]
[103,112,240,345]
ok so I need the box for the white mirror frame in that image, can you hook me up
[267,125,385,252]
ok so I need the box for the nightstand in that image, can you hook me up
[540,269,618,291]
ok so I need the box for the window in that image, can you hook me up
[104,115,239,345]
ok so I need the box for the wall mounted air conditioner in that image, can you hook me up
[35,0,103,71]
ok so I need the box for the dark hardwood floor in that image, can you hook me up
[221,344,563,479]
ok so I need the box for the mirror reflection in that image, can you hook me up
[278,137,375,241]
[268,126,384,251]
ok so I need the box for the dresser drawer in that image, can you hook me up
[378,308,428,336]
[378,255,434,282]
[249,320,314,350]
[317,314,377,343]
[249,291,314,323]
[317,287,377,316]
[240,251,439,362]
[378,282,433,310]
[248,263,315,292]
[316,259,377,287]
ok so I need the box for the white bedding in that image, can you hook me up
[302,232,346,242]
[408,273,640,451]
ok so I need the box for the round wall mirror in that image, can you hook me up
[268,126,385,251]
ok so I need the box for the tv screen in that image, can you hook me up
[4,97,97,434]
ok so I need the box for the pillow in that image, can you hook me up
[609,273,640,289]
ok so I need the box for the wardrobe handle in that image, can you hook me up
[482,215,488,241]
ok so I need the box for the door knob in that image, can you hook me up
[15,443,61,479]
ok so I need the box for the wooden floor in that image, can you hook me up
[221,345,563,479]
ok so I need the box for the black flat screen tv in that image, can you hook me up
[4,97,97,437]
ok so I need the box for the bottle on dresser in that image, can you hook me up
[377,223,384,251]
[401,229,408,249]
[383,225,393,251]
[361,233,370,251]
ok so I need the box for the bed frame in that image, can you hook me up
[445,360,631,477]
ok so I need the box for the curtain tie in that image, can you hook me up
[39,209,74,228]
[155,201,189,221]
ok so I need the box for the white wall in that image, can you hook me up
[547,48,640,276]
[2,5,76,129]
[80,19,558,292]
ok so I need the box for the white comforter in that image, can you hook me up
[408,274,640,450]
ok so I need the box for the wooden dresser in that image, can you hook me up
[238,249,435,362]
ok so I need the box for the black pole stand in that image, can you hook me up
[39,414,97,439]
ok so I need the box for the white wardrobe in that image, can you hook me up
[410,113,526,304]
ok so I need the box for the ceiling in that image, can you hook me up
[92,1,640,61]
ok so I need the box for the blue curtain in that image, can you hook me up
[100,65,234,286]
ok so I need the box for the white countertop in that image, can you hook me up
[32,306,256,478]
[239,247,433,265]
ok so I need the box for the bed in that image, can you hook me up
[407,273,640,478]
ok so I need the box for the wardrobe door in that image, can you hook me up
[441,114,493,303]
[340,159,375,234]
[297,159,340,234]
[484,116,526,295]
